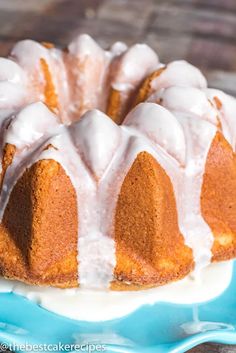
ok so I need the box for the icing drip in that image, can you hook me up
[125,104,216,272]
[177,115,216,271]
[67,110,122,287]
[146,87,220,271]
[181,302,234,335]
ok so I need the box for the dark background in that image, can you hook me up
[0,0,236,96]
[0,0,236,352]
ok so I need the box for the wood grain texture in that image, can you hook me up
[0,0,235,95]
[190,343,236,353]
[0,1,235,352]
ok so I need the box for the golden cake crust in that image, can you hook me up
[113,152,194,289]
[202,132,236,262]
[0,159,78,288]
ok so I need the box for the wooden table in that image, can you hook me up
[0,0,236,352]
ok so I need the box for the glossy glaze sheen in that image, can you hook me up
[0,261,236,353]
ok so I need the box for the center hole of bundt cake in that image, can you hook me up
[40,51,159,126]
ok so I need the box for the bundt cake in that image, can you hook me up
[0,34,236,290]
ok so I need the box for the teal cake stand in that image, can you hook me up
[0,263,236,353]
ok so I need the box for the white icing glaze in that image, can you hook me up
[177,114,216,271]
[48,47,70,124]
[150,60,207,92]
[110,41,128,57]
[0,82,26,109]
[67,34,114,120]
[40,107,183,288]
[124,103,186,165]
[0,54,27,109]
[0,34,236,293]
[149,86,219,125]
[111,44,160,92]
[143,86,220,272]
[10,40,50,70]
[0,58,25,84]
[0,106,124,288]
[9,40,58,115]
[0,103,62,221]
[68,34,105,58]
[4,102,59,149]
[68,36,129,99]
[70,109,121,179]
[0,261,233,321]
[37,126,116,289]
